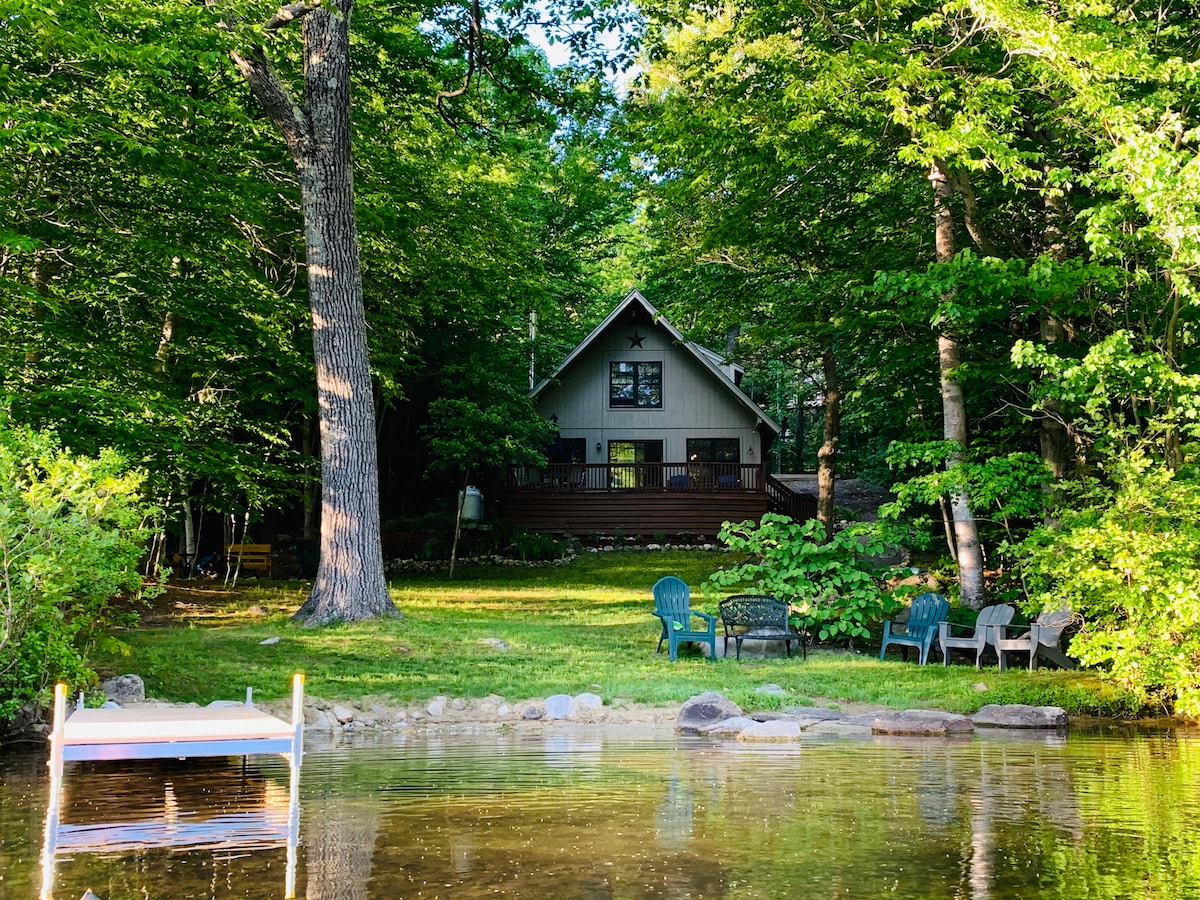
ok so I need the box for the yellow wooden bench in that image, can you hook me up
[227,543,273,576]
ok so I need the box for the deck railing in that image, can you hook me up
[508,462,765,493]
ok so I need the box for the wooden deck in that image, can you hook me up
[503,490,770,536]
[505,463,817,535]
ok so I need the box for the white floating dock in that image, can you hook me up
[41,674,305,900]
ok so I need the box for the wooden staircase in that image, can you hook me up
[765,475,819,522]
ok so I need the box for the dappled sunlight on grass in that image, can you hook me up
[97,552,1139,716]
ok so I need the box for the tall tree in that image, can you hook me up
[224,0,396,624]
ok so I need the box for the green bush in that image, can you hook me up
[1016,460,1200,717]
[703,513,903,645]
[0,422,160,723]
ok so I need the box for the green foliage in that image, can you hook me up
[510,528,571,562]
[883,440,1051,531]
[703,513,903,644]
[1016,459,1200,718]
[0,421,162,722]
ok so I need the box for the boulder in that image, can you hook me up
[697,716,758,736]
[806,719,873,736]
[737,720,803,742]
[676,692,744,734]
[575,692,603,710]
[332,705,357,724]
[544,694,576,719]
[872,709,975,736]
[783,706,848,728]
[521,703,545,720]
[100,674,145,705]
[755,683,787,696]
[971,704,1068,728]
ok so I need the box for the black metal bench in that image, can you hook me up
[718,595,806,660]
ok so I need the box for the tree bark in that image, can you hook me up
[931,158,986,609]
[231,0,397,624]
[816,349,840,536]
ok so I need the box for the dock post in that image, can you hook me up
[285,673,305,899]
[39,684,68,900]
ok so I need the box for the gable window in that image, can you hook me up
[610,361,662,408]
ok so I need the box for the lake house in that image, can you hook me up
[504,290,815,535]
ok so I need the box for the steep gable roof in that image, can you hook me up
[531,290,780,434]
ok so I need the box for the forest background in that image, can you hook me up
[3,0,1200,717]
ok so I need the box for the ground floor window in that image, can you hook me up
[609,440,663,488]
[686,438,740,463]
[686,438,742,487]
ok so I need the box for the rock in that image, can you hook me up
[258,636,281,645]
[309,711,337,731]
[425,699,444,717]
[496,704,511,717]
[101,701,121,709]
[450,698,467,711]
[755,683,786,696]
[101,674,145,705]
[872,709,975,736]
[544,694,577,719]
[697,716,758,736]
[332,705,357,724]
[206,700,244,709]
[806,720,873,736]
[480,638,511,651]
[738,720,803,742]
[521,703,545,720]
[783,706,847,725]
[971,704,1068,728]
[575,692,603,710]
[676,692,744,734]
[245,606,269,617]
[973,682,989,692]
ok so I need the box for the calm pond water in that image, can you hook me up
[3,723,1200,899]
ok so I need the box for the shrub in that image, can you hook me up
[0,423,160,724]
[703,513,903,645]
[1016,460,1200,717]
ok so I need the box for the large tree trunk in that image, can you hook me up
[931,158,986,609]
[231,0,397,624]
[816,349,840,536]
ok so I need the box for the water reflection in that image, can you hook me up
[35,756,299,899]
[4,725,1200,899]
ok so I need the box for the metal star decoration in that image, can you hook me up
[627,331,645,348]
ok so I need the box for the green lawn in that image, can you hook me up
[95,551,1140,717]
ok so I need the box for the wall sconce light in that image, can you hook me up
[748,445,755,456]
[595,441,602,453]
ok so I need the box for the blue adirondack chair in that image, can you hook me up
[879,592,950,665]
[652,576,717,662]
